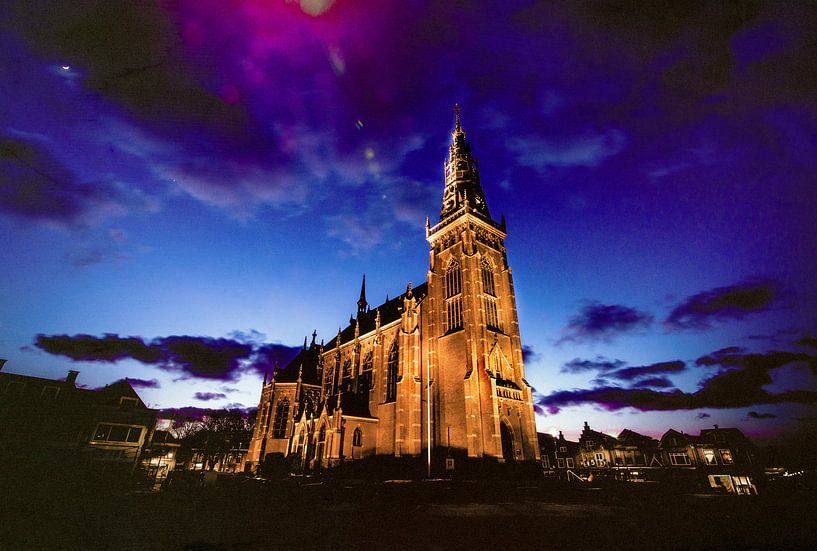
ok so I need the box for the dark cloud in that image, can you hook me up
[248,343,303,378]
[747,411,777,419]
[194,392,227,401]
[665,279,779,330]
[35,334,162,363]
[796,336,817,350]
[557,302,653,344]
[631,376,675,389]
[561,356,625,374]
[126,377,160,389]
[697,413,712,419]
[539,348,817,413]
[34,333,299,381]
[3,1,252,143]
[0,136,125,225]
[608,361,686,382]
[521,345,540,364]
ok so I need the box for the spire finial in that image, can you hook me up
[311,330,317,346]
[303,335,308,350]
[357,274,368,315]
[454,103,461,131]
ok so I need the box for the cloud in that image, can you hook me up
[665,279,779,330]
[561,356,625,374]
[508,129,627,172]
[557,302,653,344]
[194,392,227,401]
[796,336,817,350]
[126,377,161,389]
[0,136,126,226]
[697,413,711,419]
[747,411,777,419]
[521,345,540,364]
[631,376,675,389]
[606,361,686,382]
[34,333,299,381]
[539,347,817,413]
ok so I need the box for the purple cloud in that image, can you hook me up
[561,356,626,374]
[126,378,161,389]
[521,345,540,364]
[631,376,675,389]
[540,348,817,413]
[194,392,227,401]
[34,333,300,381]
[747,411,777,419]
[557,302,653,344]
[607,361,686,382]
[665,279,779,330]
[0,136,126,226]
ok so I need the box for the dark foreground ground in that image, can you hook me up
[2,474,816,550]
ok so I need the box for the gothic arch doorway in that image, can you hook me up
[500,420,515,463]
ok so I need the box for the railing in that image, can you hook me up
[495,386,523,401]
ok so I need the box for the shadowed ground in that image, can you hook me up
[2,474,816,550]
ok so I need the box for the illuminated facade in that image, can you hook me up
[247,109,540,472]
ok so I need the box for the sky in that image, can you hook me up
[1,0,816,442]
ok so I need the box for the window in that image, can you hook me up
[703,449,717,465]
[585,440,594,451]
[595,452,604,462]
[484,296,500,330]
[445,260,462,298]
[669,452,691,466]
[566,458,574,469]
[272,399,289,439]
[353,427,362,447]
[557,458,565,468]
[342,359,352,380]
[386,342,398,402]
[559,446,567,453]
[41,386,59,400]
[5,381,25,396]
[481,259,495,296]
[119,397,138,409]
[541,455,550,469]
[362,351,373,372]
[92,424,142,443]
[445,260,463,332]
[720,449,733,464]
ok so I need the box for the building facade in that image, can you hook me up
[0,364,157,478]
[247,109,540,472]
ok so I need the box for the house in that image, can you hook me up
[0,363,157,479]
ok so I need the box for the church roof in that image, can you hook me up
[324,390,374,419]
[274,343,321,385]
[324,282,428,351]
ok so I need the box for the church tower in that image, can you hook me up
[425,106,540,463]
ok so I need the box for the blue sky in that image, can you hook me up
[1,0,816,441]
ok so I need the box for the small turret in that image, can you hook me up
[357,274,368,316]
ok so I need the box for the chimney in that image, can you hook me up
[66,370,79,386]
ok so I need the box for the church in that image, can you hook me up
[246,108,540,473]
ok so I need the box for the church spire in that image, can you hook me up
[441,104,490,222]
[357,274,368,316]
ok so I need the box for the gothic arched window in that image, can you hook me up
[272,398,289,439]
[481,258,495,296]
[445,260,463,332]
[353,427,362,447]
[386,342,398,402]
[342,359,352,379]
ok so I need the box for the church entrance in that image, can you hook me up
[500,421,515,463]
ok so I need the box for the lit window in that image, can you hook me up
[445,260,463,332]
[481,259,495,296]
[484,296,500,330]
[272,399,289,439]
[720,449,733,464]
[669,452,691,466]
[703,449,717,465]
[386,342,398,402]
